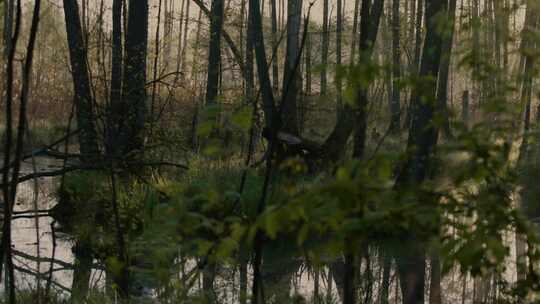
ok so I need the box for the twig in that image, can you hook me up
[13,265,71,293]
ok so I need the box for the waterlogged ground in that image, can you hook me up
[0,156,525,303]
[1,157,104,297]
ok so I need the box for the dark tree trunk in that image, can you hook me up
[246,1,255,101]
[203,263,217,302]
[352,0,385,159]
[462,90,469,130]
[121,0,149,154]
[249,0,278,131]
[329,258,346,302]
[305,31,312,96]
[281,0,303,135]
[313,269,320,303]
[413,0,424,74]
[62,0,100,161]
[1,0,42,302]
[350,0,360,65]
[322,0,385,163]
[71,242,93,302]
[398,0,446,187]
[320,0,329,96]
[3,0,14,58]
[107,0,123,156]
[150,0,164,134]
[270,0,279,91]
[205,0,225,106]
[193,0,247,80]
[390,0,401,133]
[436,0,458,139]
[429,253,442,304]
[395,0,447,303]
[336,0,343,117]
[343,253,356,304]
[405,0,424,129]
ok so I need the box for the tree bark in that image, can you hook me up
[120,0,149,154]
[413,0,424,74]
[462,90,469,130]
[270,0,279,91]
[349,0,360,65]
[429,253,442,304]
[281,0,303,135]
[336,0,343,117]
[239,259,248,304]
[2,0,14,58]
[322,0,385,163]
[249,0,278,131]
[71,242,93,302]
[62,0,100,161]
[205,0,226,106]
[390,0,401,133]
[320,0,329,96]
[107,0,123,156]
[380,253,392,304]
[405,0,424,129]
[436,0,458,138]
[352,0,385,159]
[395,0,447,302]
[180,0,191,75]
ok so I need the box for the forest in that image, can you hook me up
[1,0,540,303]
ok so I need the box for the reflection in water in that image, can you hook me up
[4,158,104,297]
[2,158,522,302]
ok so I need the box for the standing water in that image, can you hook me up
[3,157,103,297]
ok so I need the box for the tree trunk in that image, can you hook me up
[462,90,469,130]
[436,0,458,139]
[320,0,329,96]
[326,268,333,303]
[343,253,356,304]
[313,269,319,303]
[181,0,191,75]
[205,0,225,107]
[120,0,149,154]
[390,0,401,133]
[322,0,385,163]
[516,0,540,284]
[176,0,186,72]
[203,263,217,302]
[395,0,447,302]
[270,0,279,91]
[413,0,424,74]
[62,0,100,161]
[350,0,360,65]
[246,1,255,101]
[336,0,343,117]
[405,0,424,130]
[249,0,278,131]
[71,242,93,303]
[352,0,385,159]
[429,254,442,304]
[471,0,481,103]
[150,0,164,134]
[380,253,392,304]
[107,0,123,156]
[281,0,303,135]
[3,0,14,58]
[240,259,248,304]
